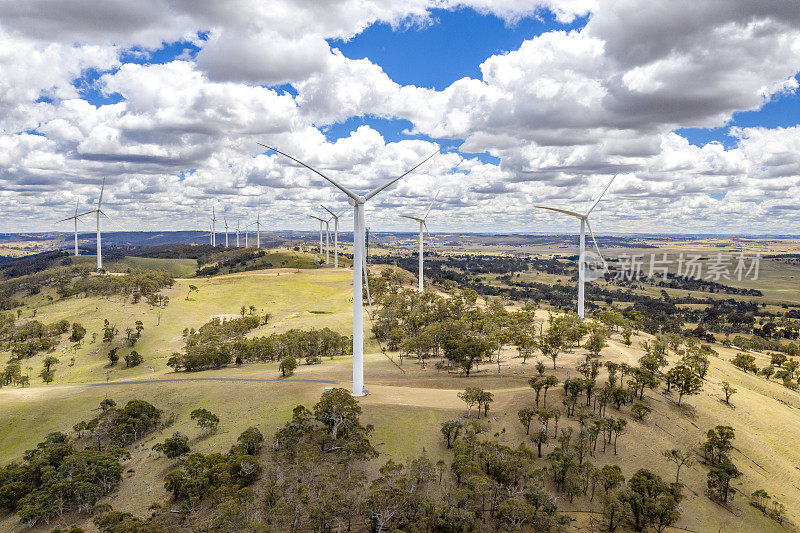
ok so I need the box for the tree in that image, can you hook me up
[663,448,694,484]
[760,365,775,380]
[457,387,482,417]
[532,426,548,458]
[541,375,559,408]
[153,433,190,459]
[585,328,608,357]
[124,351,143,368]
[107,347,119,366]
[666,364,703,405]
[440,419,462,449]
[619,469,682,532]
[70,323,86,343]
[237,427,264,455]
[42,356,59,372]
[539,323,564,370]
[186,285,199,300]
[721,381,737,405]
[190,408,219,436]
[600,464,625,494]
[612,418,627,455]
[707,458,740,504]
[443,329,493,377]
[731,353,758,374]
[280,354,297,377]
[529,377,545,407]
[518,408,536,435]
[631,403,651,421]
[496,497,535,531]
[700,426,735,466]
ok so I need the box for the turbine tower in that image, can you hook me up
[254,213,261,249]
[535,174,617,319]
[77,178,125,272]
[259,143,437,396]
[321,206,345,268]
[236,218,241,247]
[400,190,440,293]
[57,200,86,256]
[309,215,330,264]
[211,206,217,246]
[224,217,230,247]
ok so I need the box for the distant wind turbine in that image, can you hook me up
[535,174,617,319]
[57,200,87,256]
[76,178,125,272]
[236,218,241,247]
[309,214,330,264]
[211,206,217,246]
[321,206,346,268]
[400,189,440,293]
[223,217,230,247]
[258,142,437,396]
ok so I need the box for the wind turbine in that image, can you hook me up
[258,143,437,396]
[223,217,230,247]
[211,206,217,246]
[236,218,241,247]
[57,200,87,256]
[321,206,346,268]
[535,174,617,319]
[76,178,124,272]
[253,213,261,249]
[309,214,330,264]
[400,189,440,293]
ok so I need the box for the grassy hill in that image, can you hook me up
[1,260,798,532]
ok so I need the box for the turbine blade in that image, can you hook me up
[257,143,360,201]
[56,216,76,223]
[364,150,438,201]
[586,173,618,215]
[400,215,425,223]
[362,254,374,319]
[585,219,608,272]
[98,177,105,208]
[423,221,438,252]
[534,205,585,219]
[309,215,325,222]
[321,205,337,218]
[423,188,440,220]
[100,210,125,231]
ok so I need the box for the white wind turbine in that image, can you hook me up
[76,178,125,272]
[236,218,241,247]
[211,206,217,246]
[259,143,437,396]
[400,189,440,293]
[321,206,346,268]
[223,217,230,247]
[309,214,330,264]
[57,200,87,256]
[535,174,617,319]
[253,213,262,249]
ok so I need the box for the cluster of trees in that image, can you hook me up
[72,398,162,449]
[750,489,787,525]
[732,351,800,390]
[1,361,30,387]
[61,269,174,300]
[167,315,351,371]
[195,248,291,276]
[0,314,71,360]
[700,426,742,505]
[0,398,161,528]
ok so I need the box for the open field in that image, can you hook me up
[2,237,800,532]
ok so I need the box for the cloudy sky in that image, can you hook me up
[2,0,800,235]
